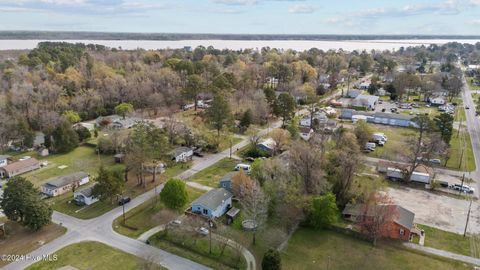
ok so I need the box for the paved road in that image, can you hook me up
[3,121,281,270]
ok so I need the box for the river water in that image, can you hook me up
[0,39,479,51]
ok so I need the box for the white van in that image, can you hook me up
[235,164,251,172]
[365,142,376,152]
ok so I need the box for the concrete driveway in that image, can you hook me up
[387,187,480,234]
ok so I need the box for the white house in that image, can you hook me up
[191,188,233,218]
[353,95,379,110]
[429,96,446,106]
[256,138,277,154]
[41,172,89,197]
[169,147,193,163]
[74,185,99,206]
[0,155,8,168]
[299,112,327,127]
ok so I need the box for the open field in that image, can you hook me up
[365,124,475,171]
[27,241,165,270]
[189,158,242,188]
[416,224,476,257]
[21,146,122,187]
[446,128,476,172]
[282,228,472,270]
[113,186,205,238]
[0,219,66,268]
[466,77,480,90]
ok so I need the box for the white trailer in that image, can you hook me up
[386,168,404,179]
[410,172,431,184]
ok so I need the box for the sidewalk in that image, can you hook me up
[404,242,480,266]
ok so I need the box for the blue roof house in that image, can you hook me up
[191,188,233,219]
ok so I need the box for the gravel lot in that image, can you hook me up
[388,187,480,234]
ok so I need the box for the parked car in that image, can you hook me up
[235,164,251,172]
[437,181,449,188]
[197,227,209,236]
[170,219,182,226]
[428,159,441,165]
[193,151,204,157]
[466,106,470,110]
[451,184,475,193]
[365,142,376,151]
[118,197,131,205]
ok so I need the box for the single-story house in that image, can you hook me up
[429,96,446,106]
[219,172,234,192]
[33,132,45,147]
[347,89,362,98]
[256,138,276,155]
[96,115,140,129]
[376,88,387,96]
[0,158,40,178]
[341,109,415,128]
[299,112,327,127]
[114,153,125,163]
[169,147,193,163]
[0,155,9,168]
[143,161,166,174]
[299,127,314,141]
[191,188,233,219]
[73,122,95,131]
[358,81,371,90]
[74,184,99,206]
[41,172,89,197]
[38,148,49,157]
[342,204,416,241]
[353,95,379,110]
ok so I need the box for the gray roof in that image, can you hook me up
[192,188,232,210]
[76,184,95,197]
[220,172,235,183]
[44,172,88,188]
[355,94,379,104]
[342,204,415,229]
[169,147,192,157]
[373,112,414,121]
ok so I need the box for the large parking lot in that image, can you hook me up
[388,187,480,234]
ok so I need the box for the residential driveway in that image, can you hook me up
[387,187,480,234]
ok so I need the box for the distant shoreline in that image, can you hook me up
[1,31,480,41]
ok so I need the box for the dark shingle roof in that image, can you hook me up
[342,204,415,229]
[44,172,88,188]
[192,188,232,210]
[76,184,95,197]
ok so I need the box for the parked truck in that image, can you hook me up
[386,167,431,184]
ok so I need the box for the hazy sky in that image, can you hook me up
[0,0,479,35]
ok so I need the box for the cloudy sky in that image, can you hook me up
[0,0,479,34]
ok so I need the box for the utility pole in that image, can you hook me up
[464,199,473,237]
[459,173,465,195]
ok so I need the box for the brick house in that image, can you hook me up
[342,204,416,241]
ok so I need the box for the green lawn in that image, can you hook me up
[366,125,416,160]
[455,108,467,123]
[149,230,247,270]
[47,190,117,219]
[282,228,472,270]
[446,128,476,171]
[21,146,122,186]
[113,186,205,238]
[418,224,476,257]
[189,158,242,188]
[466,77,480,90]
[27,241,165,270]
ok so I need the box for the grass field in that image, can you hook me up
[466,77,480,90]
[113,186,205,238]
[282,228,472,270]
[417,224,476,257]
[0,219,66,268]
[366,125,416,160]
[27,241,165,270]
[189,158,242,188]
[446,128,476,172]
[21,146,122,187]
[150,229,247,270]
[47,190,117,219]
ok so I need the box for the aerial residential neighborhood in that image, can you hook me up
[1,1,480,270]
